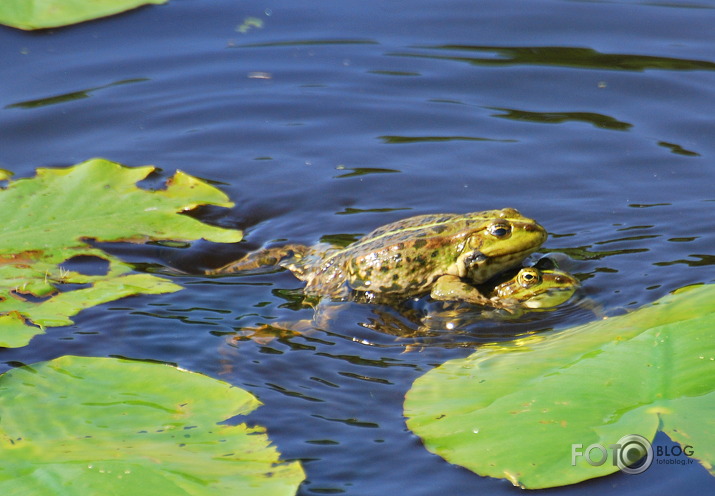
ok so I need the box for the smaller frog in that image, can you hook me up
[488,267,580,309]
[410,266,580,336]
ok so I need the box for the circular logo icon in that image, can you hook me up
[616,434,653,474]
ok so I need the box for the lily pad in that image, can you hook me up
[0,0,168,30]
[0,355,305,495]
[0,158,242,347]
[405,284,715,489]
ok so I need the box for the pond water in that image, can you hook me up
[1,0,714,494]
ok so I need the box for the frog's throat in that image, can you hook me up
[522,287,577,309]
[467,247,538,283]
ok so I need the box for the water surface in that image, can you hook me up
[1,0,714,494]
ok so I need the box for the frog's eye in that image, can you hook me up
[518,269,541,287]
[488,222,511,238]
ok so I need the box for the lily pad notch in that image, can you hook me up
[0,158,242,348]
[405,284,715,489]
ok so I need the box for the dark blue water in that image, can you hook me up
[1,0,714,494]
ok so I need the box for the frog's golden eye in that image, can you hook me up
[518,268,541,287]
[487,222,511,238]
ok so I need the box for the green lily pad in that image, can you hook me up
[0,158,242,348]
[0,0,168,30]
[405,284,715,489]
[0,355,305,495]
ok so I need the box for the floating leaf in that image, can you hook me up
[236,16,264,34]
[0,158,242,347]
[5,78,149,110]
[0,0,168,30]
[0,274,180,332]
[0,356,305,495]
[405,284,715,488]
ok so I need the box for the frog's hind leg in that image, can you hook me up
[207,244,309,274]
[231,300,348,344]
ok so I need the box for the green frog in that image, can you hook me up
[487,267,580,309]
[209,208,548,307]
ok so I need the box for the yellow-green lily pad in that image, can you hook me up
[0,355,305,495]
[0,0,168,30]
[405,284,715,488]
[0,158,242,348]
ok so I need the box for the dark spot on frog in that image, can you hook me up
[412,239,427,249]
[379,282,405,293]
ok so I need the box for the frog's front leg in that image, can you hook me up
[431,275,497,307]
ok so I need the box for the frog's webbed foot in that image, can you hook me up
[230,321,312,344]
[207,244,309,274]
[430,275,495,307]
[229,300,345,345]
[486,296,523,313]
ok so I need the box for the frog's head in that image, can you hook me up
[458,208,547,283]
[493,267,580,308]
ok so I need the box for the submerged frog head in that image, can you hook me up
[492,267,580,308]
[454,208,547,284]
